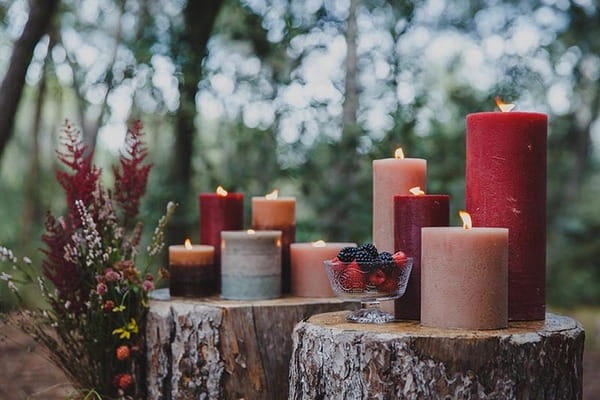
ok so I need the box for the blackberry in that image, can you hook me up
[355,249,377,271]
[378,251,395,272]
[337,246,357,262]
[358,243,379,260]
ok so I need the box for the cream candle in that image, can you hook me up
[373,148,426,252]
[169,239,216,297]
[290,241,356,297]
[221,230,282,300]
[421,212,508,330]
[252,190,295,294]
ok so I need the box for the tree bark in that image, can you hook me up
[146,290,358,400]
[0,0,60,162]
[289,311,584,400]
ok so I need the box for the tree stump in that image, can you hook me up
[289,311,584,400]
[145,289,358,400]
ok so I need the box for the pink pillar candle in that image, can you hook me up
[373,149,426,252]
[421,223,508,330]
[252,190,295,293]
[290,241,356,297]
[169,241,216,297]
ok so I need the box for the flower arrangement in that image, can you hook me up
[0,120,175,399]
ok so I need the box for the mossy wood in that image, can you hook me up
[145,290,358,400]
[289,311,584,400]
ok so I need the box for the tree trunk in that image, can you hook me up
[289,311,584,399]
[145,290,358,400]
[0,0,60,163]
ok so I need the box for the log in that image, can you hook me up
[289,311,584,400]
[145,289,358,399]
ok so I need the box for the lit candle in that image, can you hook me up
[421,211,508,330]
[169,239,216,297]
[252,190,295,293]
[290,241,356,297]
[466,98,547,321]
[373,148,426,252]
[393,187,449,320]
[198,186,244,278]
[221,230,282,300]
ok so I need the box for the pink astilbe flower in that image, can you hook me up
[113,121,152,224]
[96,282,108,296]
[55,120,101,226]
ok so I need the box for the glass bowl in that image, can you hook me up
[324,257,413,323]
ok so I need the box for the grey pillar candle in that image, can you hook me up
[221,230,282,300]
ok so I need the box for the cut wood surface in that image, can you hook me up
[289,311,584,400]
[146,289,358,400]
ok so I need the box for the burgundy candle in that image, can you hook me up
[466,106,547,321]
[199,186,244,280]
[393,187,449,320]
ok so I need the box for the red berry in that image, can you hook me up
[113,373,133,390]
[339,263,365,291]
[392,251,408,268]
[377,277,399,293]
[116,345,130,361]
[368,268,386,286]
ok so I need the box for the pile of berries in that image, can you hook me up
[330,244,408,294]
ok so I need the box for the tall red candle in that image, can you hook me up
[393,190,449,320]
[199,187,244,279]
[466,110,547,321]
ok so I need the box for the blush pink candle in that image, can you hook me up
[421,212,508,330]
[373,148,426,252]
[252,190,296,293]
[290,241,356,297]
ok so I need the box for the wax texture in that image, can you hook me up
[373,158,426,252]
[290,242,356,297]
[421,227,508,330]
[466,111,547,321]
[252,197,295,294]
[393,195,449,319]
[168,245,217,297]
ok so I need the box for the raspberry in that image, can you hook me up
[368,268,386,287]
[337,247,357,262]
[377,277,399,294]
[339,263,365,292]
[392,251,408,268]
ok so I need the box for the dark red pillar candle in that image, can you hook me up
[466,111,547,321]
[393,194,449,320]
[198,191,244,279]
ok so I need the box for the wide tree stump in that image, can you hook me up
[289,311,584,400]
[146,289,358,400]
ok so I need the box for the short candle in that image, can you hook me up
[421,211,508,330]
[290,241,356,297]
[373,148,426,252]
[169,239,216,297]
[221,230,282,300]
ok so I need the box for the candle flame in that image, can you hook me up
[312,240,327,247]
[394,147,405,159]
[409,186,425,196]
[247,229,256,234]
[459,211,472,230]
[216,186,228,196]
[495,96,516,112]
[184,239,193,249]
[265,189,279,200]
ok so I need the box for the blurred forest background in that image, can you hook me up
[0,0,599,315]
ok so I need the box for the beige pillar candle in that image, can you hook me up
[290,241,356,297]
[252,190,296,294]
[169,240,216,297]
[373,148,426,252]
[221,230,282,300]
[421,212,508,330]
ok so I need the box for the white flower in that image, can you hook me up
[0,272,12,281]
[65,300,71,309]
[7,281,17,293]
[22,257,31,264]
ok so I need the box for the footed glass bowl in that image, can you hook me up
[324,257,413,323]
